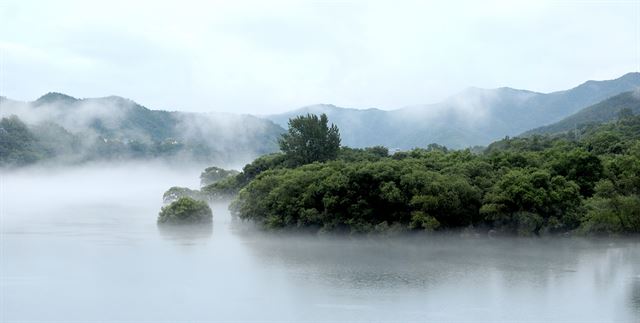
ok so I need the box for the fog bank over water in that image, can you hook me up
[2,162,201,225]
[2,165,639,321]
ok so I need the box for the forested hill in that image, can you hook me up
[522,91,640,136]
[267,73,640,149]
[0,93,284,166]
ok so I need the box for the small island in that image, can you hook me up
[158,197,213,225]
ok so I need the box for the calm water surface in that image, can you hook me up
[1,164,639,322]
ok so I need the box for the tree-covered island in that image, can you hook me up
[171,111,640,235]
[158,197,213,225]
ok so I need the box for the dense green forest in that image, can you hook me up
[200,112,640,235]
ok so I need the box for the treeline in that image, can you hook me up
[0,115,188,166]
[201,112,640,235]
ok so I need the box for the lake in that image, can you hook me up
[2,164,639,322]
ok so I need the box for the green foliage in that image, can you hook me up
[0,116,43,165]
[158,197,212,225]
[201,115,346,201]
[200,166,240,187]
[278,113,341,167]
[548,148,603,196]
[202,175,244,201]
[163,186,205,204]
[480,169,581,233]
[229,113,640,235]
[579,179,640,234]
[337,146,388,162]
[410,211,441,231]
[232,158,482,233]
[201,153,288,199]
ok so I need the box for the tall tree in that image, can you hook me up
[279,113,341,166]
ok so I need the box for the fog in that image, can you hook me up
[2,164,639,321]
[0,97,129,136]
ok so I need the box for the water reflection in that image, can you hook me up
[237,232,640,321]
[630,278,640,315]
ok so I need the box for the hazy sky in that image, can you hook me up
[1,0,638,113]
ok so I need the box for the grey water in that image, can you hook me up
[1,164,639,322]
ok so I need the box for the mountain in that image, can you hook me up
[267,73,640,149]
[3,72,639,167]
[0,93,285,166]
[523,90,640,136]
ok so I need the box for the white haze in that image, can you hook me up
[0,98,129,136]
[399,87,541,127]
[0,97,281,166]
[1,0,638,114]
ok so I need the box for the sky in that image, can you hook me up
[0,0,639,114]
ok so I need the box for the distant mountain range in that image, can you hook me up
[267,72,640,148]
[0,93,284,166]
[2,72,639,166]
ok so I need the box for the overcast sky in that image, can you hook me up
[1,0,638,113]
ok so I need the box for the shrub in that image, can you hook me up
[162,186,205,204]
[158,197,212,225]
[200,166,240,186]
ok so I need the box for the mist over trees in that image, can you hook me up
[200,166,240,186]
[163,186,206,204]
[0,116,42,165]
[0,93,284,167]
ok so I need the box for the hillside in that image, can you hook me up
[267,73,640,149]
[0,93,285,166]
[523,90,640,136]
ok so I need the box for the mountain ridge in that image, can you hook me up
[266,72,640,148]
[522,90,640,136]
[3,72,639,160]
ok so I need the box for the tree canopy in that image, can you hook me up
[200,166,240,187]
[278,113,341,167]
[158,197,212,225]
